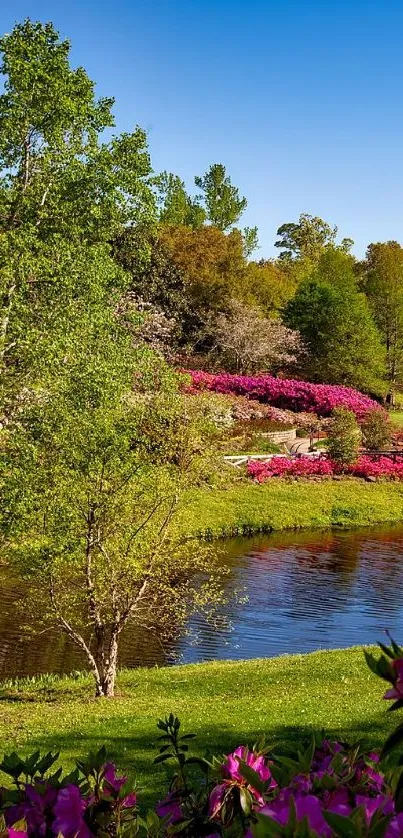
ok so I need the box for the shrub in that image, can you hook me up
[327,407,361,465]
[247,453,403,482]
[361,408,393,451]
[185,370,381,419]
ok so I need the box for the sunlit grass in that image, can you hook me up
[179,479,403,539]
[390,410,403,428]
[0,648,394,806]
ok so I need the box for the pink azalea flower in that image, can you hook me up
[156,791,183,824]
[6,784,57,835]
[185,370,380,419]
[386,812,403,837]
[7,831,28,838]
[52,785,91,838]
[262,790,331,836]
[356,793,394,823]
[208,783,228,820]
[384,659,403,700]
[103,763,136,808]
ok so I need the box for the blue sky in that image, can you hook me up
[1,0,402,258]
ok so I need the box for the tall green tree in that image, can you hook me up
[195,163,247,231]
[0,19,154,405]
[283,249,385,392]
[275,213,353,262]
[360,241,403,403]
[154,171,205,228]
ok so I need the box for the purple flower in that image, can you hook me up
[356,793,394,823]
[208,783,227,820]
[7,831,27,838]
[261,790,331,835]
[52,785,91,838]
[6,784,57,836]
[384,659,403,701]
[224,746,276,801]
[386,813,403,837]
[156,791,183,824]
[103,763,137,808]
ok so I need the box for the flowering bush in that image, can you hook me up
[185,370,381,420]
[0,748,138,837]
[248,455,334,481]
[247,454,403,482]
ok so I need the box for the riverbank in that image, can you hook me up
[0,648,395,805]
[180,479,403,538]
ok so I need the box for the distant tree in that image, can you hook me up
[360,241,403,404]
[195,163,247,231]
[113,226,191,340]
[242,259,298,314]
[154,171,206,228]
[207,299,304,374]
[159,224,247,321]
[284,249,386,392]
[242,226,259,257]
[275,213,351,262]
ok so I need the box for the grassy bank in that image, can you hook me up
[179,478,403,538]
[0,648,395,805]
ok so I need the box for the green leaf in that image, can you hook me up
[323,810,362,837]
[382,722,403,758]
[237,759,268,794]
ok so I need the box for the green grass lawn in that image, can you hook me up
[390,410,403,428]
[0,648,394,806]
[179,479,403,538]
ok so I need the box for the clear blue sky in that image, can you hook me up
[1,0,403,258]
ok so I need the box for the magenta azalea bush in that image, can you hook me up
[4,640,403,836]
[185,370,381,420]
[247,454,403,482]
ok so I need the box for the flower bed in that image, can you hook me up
[185,370,381,419]
[247,454,403,482]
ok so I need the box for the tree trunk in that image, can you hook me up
[95,632,119,697]
[0,282,16,364]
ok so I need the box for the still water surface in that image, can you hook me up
[2,524,403,679]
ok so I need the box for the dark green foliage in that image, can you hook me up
[284,249,386,392]
[113,225,192,346]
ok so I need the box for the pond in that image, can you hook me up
[1,524,403,679]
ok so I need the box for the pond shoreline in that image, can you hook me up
[180,478,403,539]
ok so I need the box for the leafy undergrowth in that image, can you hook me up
[0,648,396,808]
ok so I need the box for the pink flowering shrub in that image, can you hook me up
[247,454,403,482]
[212,392,324,429]
[248,455,334,481]
[0,748,138,837]
[185,370,381,420]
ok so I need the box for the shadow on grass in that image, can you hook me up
[6,715,395,809]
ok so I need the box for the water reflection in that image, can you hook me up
[1,524,403,678]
